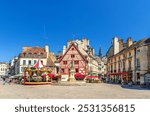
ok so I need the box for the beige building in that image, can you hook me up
[14,45,56,75]
[99,56,107,77]
[0,62,9,78]
[106,37,150,85]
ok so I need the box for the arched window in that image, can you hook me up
[40,53,44,58]
[34,53,37,58]
[28,53,32,58]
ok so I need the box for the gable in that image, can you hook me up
[59,43,87,62]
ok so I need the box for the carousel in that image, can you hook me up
[23,59,54,85]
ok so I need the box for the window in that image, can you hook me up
[129,52,131,56]
[21,67,24,72]
[128,61,131,70]
[114,63,116,69]
[123,61,126,71]
[28,60,31,65]
[61,68,64,73]
[74,60,79,64]
[23,53,26,58]
[75,68,79,73]
[63,61,67,65]
[41,60,43,64]
[72,47,74,50]
[34,53,37,58]
[71,54,75,58]
[34,60,37,64]
[136,58,140,68]
[23,60,26,65]
[123,54,126,58]
[28,53,32,58]
[118,63,121,72]
[40,53,44,58]
[137,49,140,54]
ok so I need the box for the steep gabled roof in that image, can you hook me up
[59,42,87,62]
[46,56,56,67]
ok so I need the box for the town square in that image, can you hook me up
[0,0,150,99]
[0,80,150,99]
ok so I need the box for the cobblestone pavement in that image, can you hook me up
[0,81,150,99]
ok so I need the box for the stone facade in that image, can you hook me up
[106,37,150,84]
[99,56,107,77]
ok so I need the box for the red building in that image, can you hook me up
[59,42,88,76]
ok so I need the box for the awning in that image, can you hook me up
[47,73,55,78]
[33,59,45,68]
[74,73,85,78]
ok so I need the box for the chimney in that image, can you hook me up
[45,44,49,58]
[127,37,133,47]
[63,45,67,54]
[119,39,124,50]
[113,36,119,55]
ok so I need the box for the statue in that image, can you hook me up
[68,61,76,82]
[70,60,74,69]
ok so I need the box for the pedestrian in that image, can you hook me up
[2,77,6,85]
[8,78,12,85]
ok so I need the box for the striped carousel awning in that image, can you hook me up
[33,59,45,68]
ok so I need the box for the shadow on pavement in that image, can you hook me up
[104,82,150,90]
[121,85,150,90]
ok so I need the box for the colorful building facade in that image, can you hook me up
[58,38,99,77]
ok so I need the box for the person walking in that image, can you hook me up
[2,77,6,85]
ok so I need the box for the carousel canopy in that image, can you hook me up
[33,59,45,68]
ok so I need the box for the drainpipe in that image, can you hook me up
[134,47,136,84]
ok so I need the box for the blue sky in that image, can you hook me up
[0,0,150,62]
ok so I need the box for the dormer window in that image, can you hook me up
[28,53,32,58]
[34,53,37,58]
[40,53,44,58]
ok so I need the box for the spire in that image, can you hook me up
[98,47,102,58]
